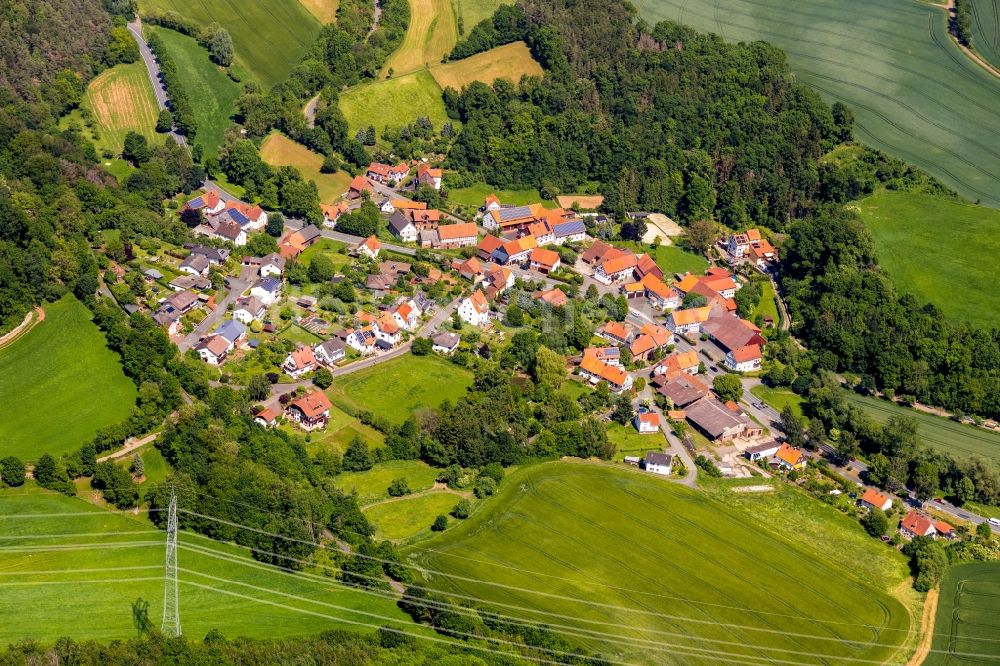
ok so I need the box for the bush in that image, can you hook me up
[0,456,25,487]
[860,508,889,537]
[450,498,471,519]
[694,455,721,477]
[387,477,411,497]
[411,337,433,355]
[312,368,334,389]
[342,436,374,471]
[431,515,448,531]
[473,476,497,498]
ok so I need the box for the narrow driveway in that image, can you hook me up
[127,18,186,146]
[178,265,254,352]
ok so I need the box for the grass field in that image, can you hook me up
[411,463,914,663]
[298,238,352,270]
[633,0,1000,209]
[429,42,543,90]
[303,404,385,454]
[843,391,1000,463]
[335,460,441,504]
[382,0,458,77]
[65,62,160,155]
[606,423,664,460]
[855,191,1000,329]
[447,183,551,207]
[327,354,473,424]
[340,71,449,135]
[259,133,354,203]
[970,0,1000,71]
[750,384,804,417]
[621,241,709,277]
[0,487,414,643]
[925,562,1000,665]
[456,0,506,28]
[0,296,136,461]
[276,323,324,346]
[299,0,339,23]
[752,279,780,325]
[139,0,319,89]
[145,27,240,158]
[364,492,462,540]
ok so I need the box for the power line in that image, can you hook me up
[162,489,181,638]
[0,510,159,519]
[0,577,163,588]
[0,541,163,553]
[0,530,160,540]
[0,566,160,576]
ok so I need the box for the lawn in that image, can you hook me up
[259,132,354,203]
[606,423,664,460]
[327,354,473,424]
[276,324,324,346]
[0,296,136,461]
[925,562,1000,665]
[634,0,1000,209]
[446,182,550,207]
[750,384,804,417]
[334,460,441,505]
[145,26,241,158]
[456,0,506,29]
[411,462,914,663]
[752,279,779,325]
[843,391,1000,463]
[299,0,339,23]
[298,238,352,270]
[855,191,1000,329]
[621,240,708,277]
[0,487,414,643]
[138,0,320,89]
[429,42,543,90]
[970,0,1000,71]
[364,491,463,541]
[339,71,449,135]
[302,404,385,454]
[62,62,160,155]
[382,0,458,77]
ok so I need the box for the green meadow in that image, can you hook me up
[364,492,463,541]
[412,463,914,664]
[0,296,136,461]
[0,487,414,643]
[855,191,1000,329]
[750,384,804,417]
[144,27,241,158]
[138,0,319,88]
[622,240,709,277]
[843,391,1000,463]
[339,71,450,136]
[970,0,1000,71]
[925,562,1000,665]
[334,460,440,505]
[634,0,1000,209]
[327,354,473,424]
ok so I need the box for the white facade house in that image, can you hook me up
[431,332,460,354]
[346,327,376,355]
[250,277,282,306]
[458,290,491,327]
[314,338,346,365]
[724,344,762,373]
[233,296,267,324]
[642,451,673,476]
[634,412,660,434]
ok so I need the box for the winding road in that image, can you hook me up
[127,18,187,146]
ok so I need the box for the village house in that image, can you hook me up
[455,257,483,281]
[744,441,781,462]
[215,200,267,232]
[597,320,632,345]
[586,347,621,366]
[250,276,282,306]
[431,331,461,354]
[935,520,956,540]
[481,263,514,298]
[458,290,491,327]
[433,222,479,249]
[321,201,350,228]
[243,253,285,278]
[629,323,673,362]
[578,348,633,392]
[772,442,807,471]
[391,300,420,330]
[415,164,443,190]
[529,247,561,274]
[727,229,779,270]
[195,319,246,365]
[642,451,673,476]
[388,211,419,242]
[179,253,210,277]
[347,175,374,199]
[482,204,538,235]
[634,411,660,434]
[233,296,267,324]
[354,235,381,260]
[477,235,504,262]
[211,220,246,246]
[725,344,763,372]
[654,350,700,376]
[345,327,377,355]
[169,274,211,292]
[527,220,555,246]
[551,219,587,245]
[286,391,333,431]
[899,510,937,539]
[625,273,680,310]
[152,290,201,335]
[366,162,409,184]
[374,314,401,346]
[183,190,225,215]
[702,316,766,355]
[685,397,761,442]
[593,252,638,285]
[635,254,663,281]
[189,245,230,264]
[495,236,537,265]
[859,488,894,512]
[254,405,281,428]
[666,306,713,335]
[482,193,502,212]
[652,373,709,409]
[283,346,318,378]
[379,198,427,214]
[314,338,346,365]
[534,288,568,307]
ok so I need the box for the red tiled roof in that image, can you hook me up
[860,488,891,508]
[438,222,478,240]
[901,510,935,537]
[731,344,762,363]
[530,247,560,268]
[290,391,332,419]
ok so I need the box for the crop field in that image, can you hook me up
[299,0,339,24]
[0,296,136,461]
[145,27,240,158]
[970,0,1000,71]
[633,0,1000,209]
[925,562,1000,665]
[260,133,354,203]
[364,492,462,540]
[855,191,1000,329]
[456,0,506,29]
[0,487,415,643]
[327,354,473,424]
[843,391,1000,463]
[335,460,441,505]
[138,0,319,88]
[382,0,458,77]
[70,62,160,154]
[339,71,450,135]
[412,463,914,664]
[430,42,543,90]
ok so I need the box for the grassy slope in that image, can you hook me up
[339,70,450,134]
[970,0,1000,71]
[447,183,551,207]
[326,353,473,425]
[621,240,709,276]
[304,404,386,454]
[854,191,1000,329]
[457,0,506,29]
[299,0,340,24]
[633,0,1000,209]
[382,0,458,77]
[0,487,414,643]
[430,42,543,90]
[364,492,462,540]
[411,463,913,664]
[750,384,804,417]
[843,391,1000,463]
[606,423,664,461]
[298,238,352,270]
[259,132,353,203]
[0,296,136,461]
[145,26,240,158]
[138,0,319,88]
[335,460,441,504]
[64,62,161,155]
[925,561,1000,664]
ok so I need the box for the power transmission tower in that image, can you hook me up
[161,489,181,638]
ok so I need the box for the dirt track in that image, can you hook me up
[907,587,939,666]
[0,306,44,351]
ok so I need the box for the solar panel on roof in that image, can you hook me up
[188,196,205,208]
[228,209,251,226]
[499,206,532,221]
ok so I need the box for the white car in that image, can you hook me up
[989,518,1000,527]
